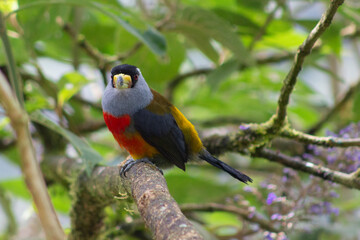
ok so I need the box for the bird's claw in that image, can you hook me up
[119,158,163,178]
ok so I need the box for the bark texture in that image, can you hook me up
[121,161,204,240]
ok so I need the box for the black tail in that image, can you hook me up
[199,150,252,184]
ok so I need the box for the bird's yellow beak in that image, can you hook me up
[113,74,132,89]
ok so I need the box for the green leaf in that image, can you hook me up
[212,8,261,35]
[207,58,239,89]
[0,178,31,199]
[259,29,306,50]
[190,221,218,240]
[321,23,342,56]
[173,6,252,64]
[0,34,29,65]
[0,117,11,138]
[94,2,167,56]
[339,6,360,26]
[352,90,360,122]
[142,28,167,56]
[48,184,71,213]
[11,0,167,56]
[165,168,234,204]
[202,211,241,227]
[0,0,18,13]
[126,33,186,91]
[175,24,219,62]
[24,81,53,112]
[30,111,102,175]
[57,72,88,108]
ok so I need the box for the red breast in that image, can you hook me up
[103,112,159,159]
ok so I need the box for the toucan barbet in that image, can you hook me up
[102,64,252,184]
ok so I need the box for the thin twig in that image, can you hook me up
[164,51,299,101]
[0,72,65,239]
[248,3,281,51]
[0,11,23,105]
[164,68,212,100]
[181,203,280,233]
[308,79,360,134]
[114,42,143,61]
[253,148,360,190]
[280,128,360,147]
[270,0,345,132]
[57,18,110,68]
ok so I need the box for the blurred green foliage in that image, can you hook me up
[1,0,360,239]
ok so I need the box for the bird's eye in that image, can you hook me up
[133,75,138,81]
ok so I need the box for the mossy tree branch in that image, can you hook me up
[120,160,204,240]
[268,0,345,133]
[280,128,360,147]
[253,148,360,190]
[201,130,360,190]
[42,156,204,240]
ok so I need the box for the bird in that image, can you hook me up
[102,64,252,184]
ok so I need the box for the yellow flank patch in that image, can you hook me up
[170,106,203,153]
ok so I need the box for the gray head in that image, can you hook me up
[102,64,153,117]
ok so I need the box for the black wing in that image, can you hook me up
[132,108,188,170]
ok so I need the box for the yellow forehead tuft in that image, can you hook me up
[113,74,132,88]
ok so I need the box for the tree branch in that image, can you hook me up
[308,77,360,134]
[269,0,345,132]
[248,3,281,51]
[0,11,23,105]
[199,127,360,190]
[69,166,123,239]
[164,51,297,101]
[42,156,203,239]
[57,18,111,68]
[120,160,204,240]
[181,203,280,233]
[253,148,360,190]
[0,72,65,239]
[280,128,360,147]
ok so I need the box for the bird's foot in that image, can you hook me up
[119,158,163,178]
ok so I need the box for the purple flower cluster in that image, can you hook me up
[305,122,360,174]
[238,123,360,239]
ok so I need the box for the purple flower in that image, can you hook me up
[260,181,269,188]
[346,164,357,173]
[302,153,313,160]
[266,192,277,205]
[339,125,353,135]
[323,201,332,213]
[264,232,274,240]
[329,191,339,198]
[325,129,337,137]
[326,155,337,164]
[239,124,250,130]
[243,186,253,193]
[331,207,340,216]
[310,204,322,214]
[248,212,255,219]
[271,213,282,221]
